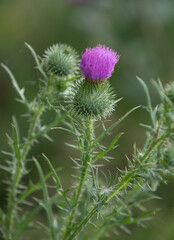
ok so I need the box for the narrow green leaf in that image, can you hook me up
[33,158,56,239]
[151,79,164,100]
[25,42,40,68]
[13,206,41,240]
[20,168,61,202]
[139,123,153,131]
[133,143,137,162]
[141,135,166,163]
[25,42,47,81]
[137,76,156,129]
[105,171,135,203]
[65,143,79,150]
[52,126,74,135]
[93,106,140,147]
[14,193,60,240]
[94,132,123,160]
[42,153,62,189]
[1,63,28,106]
[131,210,155,224]
[42,154,71,207]
[137,76,152,110]
[64,75,81,83]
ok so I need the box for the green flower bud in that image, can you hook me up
[68,80,117,119]
[43,44,79,79]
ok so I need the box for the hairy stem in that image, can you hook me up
[22,104,45,160]
[4,105,44,240]
[66,129,171,240]
[63,118,94,239]
[5,158,22,240]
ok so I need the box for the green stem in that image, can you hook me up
[22,104,45,160]
[67,206,97,240]
[66,130,171,240]
[5,159,22,240]
[63,118,94,239]
[74,118,94,208]
[4,105,44,240]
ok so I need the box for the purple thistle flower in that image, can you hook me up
[80,45,120,82]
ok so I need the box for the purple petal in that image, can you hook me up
[80,45,120,81]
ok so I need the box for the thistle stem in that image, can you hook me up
[63,118,94,239]
[4,105,44,240]
[5,158,22,240]
[22,104,45,160]
[74,118,94,208]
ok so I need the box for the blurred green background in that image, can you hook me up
[0,0,174,239]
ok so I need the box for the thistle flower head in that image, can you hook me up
[68,80,117,119]
[80,45,120,82]
[43,44,79,79]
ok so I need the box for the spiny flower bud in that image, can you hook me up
[80,45,120,82]
[43,44,79,79]
[68,80,117,119]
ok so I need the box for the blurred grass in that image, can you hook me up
[0,0,174,239]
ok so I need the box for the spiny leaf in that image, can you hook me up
[94,132,123,160]
[42,154,71,207]
[20,168,61,202]
[0,165,12,173]
[25,42,40,68]
[64,75,81,83]
[137,76,156,129]
[65,143,79,150]
[105,171,135,203]
[25,42,47,81]
[14,193,60,240]
[93,106,140,147]
[52,126,74,135]
[42,154,62,189]
[33,158,56,238]
[1,63,28,106]
[131,210,156,224]
[1,150,13,157]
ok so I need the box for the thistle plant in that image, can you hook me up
[0,42,80,240]
[0,43,174,240]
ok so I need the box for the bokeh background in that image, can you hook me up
[0,0,174,239]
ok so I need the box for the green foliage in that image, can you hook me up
[0,43,174,240]
[0,43,76,239]
[164,81,174,103]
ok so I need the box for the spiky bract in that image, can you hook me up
[68,80,116,119]
[43,44,79,79]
